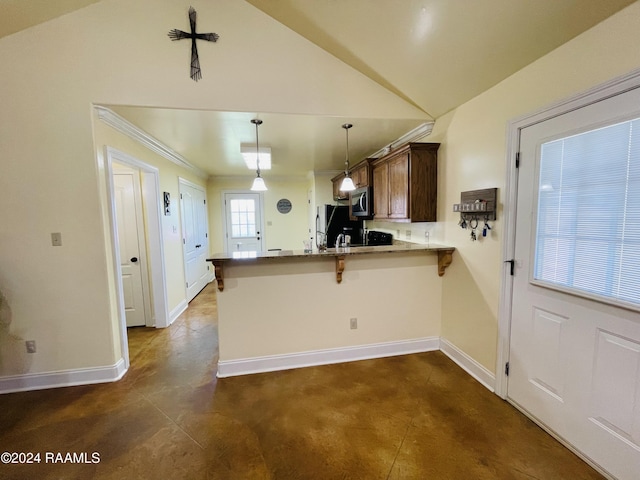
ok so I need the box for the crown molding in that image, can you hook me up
[94,106,208,179]
[369,121,435,158]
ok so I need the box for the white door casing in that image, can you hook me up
[102,146,171,373]
[113,169,152,327]
[223,192,264,253]
[506,84,640,480]
[180,179,209,302]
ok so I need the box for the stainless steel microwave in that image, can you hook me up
[350,186,372,217]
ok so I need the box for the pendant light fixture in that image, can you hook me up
[339,123,356,192]
[250,118,267,191]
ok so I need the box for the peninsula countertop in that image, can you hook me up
[207,242,454,261]
[206,242,455,291]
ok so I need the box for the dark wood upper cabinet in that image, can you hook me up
[331,158,373,201]
[350,158,373,188]
[372,143,439,222]
[331,172,348,201]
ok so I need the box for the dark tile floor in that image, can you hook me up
[0,283,603,479]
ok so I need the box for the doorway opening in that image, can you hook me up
[103,147,170,369]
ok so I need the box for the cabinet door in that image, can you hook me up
[388,153,409,219]
[373,163,389,219]
[332,173,348,200]
[353,164,369,187]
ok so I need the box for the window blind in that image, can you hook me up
[534,118,640,307]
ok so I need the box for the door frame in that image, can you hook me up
[112,164,153,327]
[221,190,266,252]
[104,147,171,367]
[178,177,211,301]
[496,67,640,399]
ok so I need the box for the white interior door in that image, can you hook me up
[509,87,640,479]
[180,180,209,302]
[113,170,151,327]
[224,192,264,253]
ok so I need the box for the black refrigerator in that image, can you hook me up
[324,205,364,247]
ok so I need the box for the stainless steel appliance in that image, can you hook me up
[349,186,372,218]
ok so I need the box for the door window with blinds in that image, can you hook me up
[533,117,640,309]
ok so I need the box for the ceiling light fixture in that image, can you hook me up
[339,123,356,192]
[250,119,267,191]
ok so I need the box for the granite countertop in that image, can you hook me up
[207,242,456,290]
[207,242,454,262]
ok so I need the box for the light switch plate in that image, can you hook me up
[51,232,62,246]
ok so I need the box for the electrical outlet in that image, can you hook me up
[406,230,411,239]
[25,340,36,353]
[51,232,62,247]
[350,317,358,330]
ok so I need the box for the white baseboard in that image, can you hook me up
[217,337,440,378]
[0,358,127,394]
[168,299,188,326]
[440,338,495,392]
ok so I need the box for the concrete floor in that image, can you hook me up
[0,283,604,479]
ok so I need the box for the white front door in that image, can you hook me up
[180,179,209,303]
[224,192,264,253]
[509,87,640,479]
[113,170,151,327]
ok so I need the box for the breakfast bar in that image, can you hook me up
[207,244,455,378]
[208,243,455,291]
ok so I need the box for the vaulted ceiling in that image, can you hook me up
[1,0,635,177]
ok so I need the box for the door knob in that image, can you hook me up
[196,244,202,248]
[131,257,138,263]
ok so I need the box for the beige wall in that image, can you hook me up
[217,252,441,361]
[0,0,426,379]
[2,0,639,384]
[93,118,207,315]
[207,176,311,253]
[431,0,640,373]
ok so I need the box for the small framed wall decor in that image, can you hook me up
[277,199,292,214]
[164,192,171,215]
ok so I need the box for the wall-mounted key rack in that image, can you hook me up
[452,188,498,221]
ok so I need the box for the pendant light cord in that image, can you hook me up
[255,120,261,178]
[343,123,352,176]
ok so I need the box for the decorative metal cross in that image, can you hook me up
[168,6,219,82]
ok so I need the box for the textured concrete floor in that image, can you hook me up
[0,283,604,479]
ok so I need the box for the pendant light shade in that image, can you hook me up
[339,176,355,191]
[339,123,356,192]
[251,176,267,191]
[250,118,267,191]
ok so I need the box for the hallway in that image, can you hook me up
[0,283,604,479]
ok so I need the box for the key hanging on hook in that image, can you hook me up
[482,216,492,237]
[469,216,479,241]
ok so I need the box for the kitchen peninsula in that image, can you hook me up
[209,243,455,289]
[207,244,455,378]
